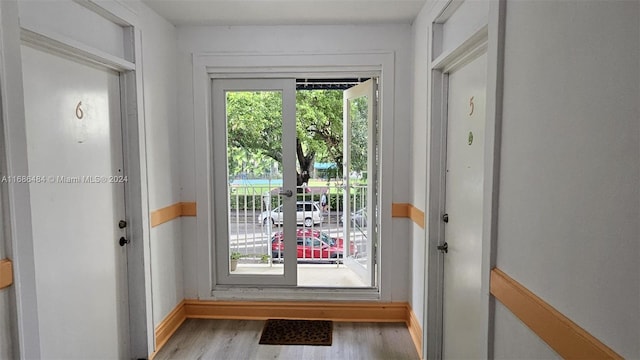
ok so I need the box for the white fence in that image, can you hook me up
[228,183,368,263]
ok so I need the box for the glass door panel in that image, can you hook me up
[342,79,376,287]
[213,79,297,286]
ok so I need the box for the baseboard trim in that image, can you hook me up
[151,300,422,358]
[407,307,423,359]
[0,259,13,290]
[491,268,622,359]
[152,300,186,358]
[184,300,408,322]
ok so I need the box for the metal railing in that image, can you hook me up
[228,183,368,264]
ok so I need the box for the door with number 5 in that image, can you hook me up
[441,52,487,359]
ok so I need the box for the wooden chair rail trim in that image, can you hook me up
[0,259,13,290]
[490,268,622,359]
[392,203,425,229]
[392,203,410,218]
[150,202,197,227]
[153,202,423,228]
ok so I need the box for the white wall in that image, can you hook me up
[177,24,413,301]
[137,4,184,326]
[0,190,13,359]
[409,0,432,332]
[492,302,558,359]
[495,1,639,357]
[0,291,12,359]
[413,0,640,358]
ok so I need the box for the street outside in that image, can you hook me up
[229,210,368,262]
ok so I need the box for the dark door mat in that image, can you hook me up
[259,319,333,346]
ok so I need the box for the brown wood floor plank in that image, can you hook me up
[154,319,420,360]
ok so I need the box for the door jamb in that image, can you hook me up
[424,1,505,359]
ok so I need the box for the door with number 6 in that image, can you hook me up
[21,44,130,359]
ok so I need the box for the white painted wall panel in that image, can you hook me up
[181,218,198,299]
[0,290,13,359]
[138,3,183,327]
[139,4,180,211]
[150,222,183,325]
[410,223,425,323]
[409,0,431,332]
[496,1,640,357]
[493,301,559,359]
[411,4,429,210]
[0,188,8,359]
[17,0,125,59]
[440,0,489,59]
[177,24,412,301]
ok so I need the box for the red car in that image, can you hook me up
[271,228,357,262]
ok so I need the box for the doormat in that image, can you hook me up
[259,319,333,346]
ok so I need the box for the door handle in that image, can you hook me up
[278,189,293,197]
[437,242,448,254]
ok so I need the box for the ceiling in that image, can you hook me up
[142,0,428,26]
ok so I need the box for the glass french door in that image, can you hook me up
[342,79,376,286]
[212,79,298,286]
[212,77,377,289]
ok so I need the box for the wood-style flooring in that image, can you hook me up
[154,319,420,360]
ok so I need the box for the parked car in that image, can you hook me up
[340,207,367,227]
[271,228,358,262]
[259,201,323,227]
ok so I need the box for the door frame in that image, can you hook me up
[193,52,395,301]
[0,1,152,358]
[424,0,506,359]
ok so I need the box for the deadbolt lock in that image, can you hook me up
[442,213,449,223]
[437,242,448,254]
[119,237,130,247]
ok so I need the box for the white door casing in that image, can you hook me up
[194,52,394,301]
[426,1,505,358]
[21,44,130,359]
[442,52,487,359]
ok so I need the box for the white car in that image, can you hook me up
[340,207,367,227]
[259,201,324,227]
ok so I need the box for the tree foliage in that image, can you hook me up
[226,88,369,185]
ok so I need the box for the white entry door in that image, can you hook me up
[441,52,487,358]
[21,45,129,359]
[342,79,376,286]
